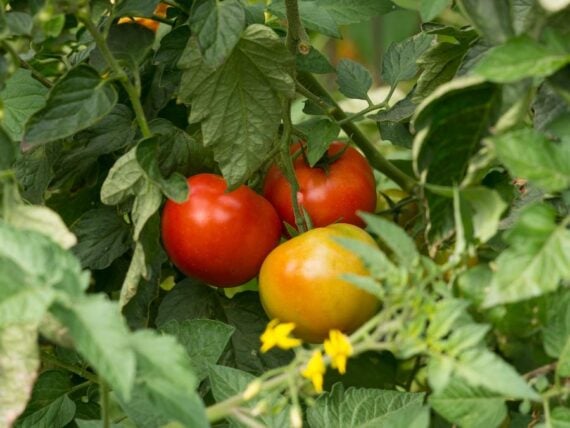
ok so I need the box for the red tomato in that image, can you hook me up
[161,174,281,287]
[263,142,377,229]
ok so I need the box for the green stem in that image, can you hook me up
[69,380,92,394]
[101,381,111,428]
[40,351,99,383]
[337,102,388,125]
[296,72,417,193]
[78,15,152,139]
[285,0,310,55]
[280,101,307,232]
[1,41,54,88]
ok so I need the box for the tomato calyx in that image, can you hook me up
[295,140,352,176]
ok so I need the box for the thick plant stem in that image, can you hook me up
[297,72,417,193]
[79,16,152,139]
[285,0,310,55]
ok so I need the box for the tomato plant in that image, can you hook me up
[263,141,377,229]
[161,173,281,287]
[259,223,380,342]
[1,0,570,427]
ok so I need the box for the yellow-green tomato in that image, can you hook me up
[258,223,381,343]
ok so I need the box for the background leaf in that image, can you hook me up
[24,65,117,146]
[159,319,235,381]
[492,128,570,192]
[0,69,48,141]
[190,0,245,68]
[484,204,570,307]
[382,33,434,87]
[456,0,514,45]
[430,379,507,428]
[337,59,372,100]
[307,384,427,428]
[474,36,570,83]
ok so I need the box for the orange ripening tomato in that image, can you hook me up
[161,174,281,287]
[259,223,381,343]
[263,142,377,230]
[117,2,168,32]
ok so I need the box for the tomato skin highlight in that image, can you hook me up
[263,142,377,229]
[259,223,381,343]
[161,174,281,287]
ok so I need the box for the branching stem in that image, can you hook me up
[78,15,152,139]
[296,72,417,193]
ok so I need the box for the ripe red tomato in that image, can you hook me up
[263,142,377,229]
[161,174,281,287]
[259,223,380,343]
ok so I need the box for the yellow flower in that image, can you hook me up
[302,350,326,393]
[260,319,302,353]
[324,330,353,374]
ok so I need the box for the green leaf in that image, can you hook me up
[430,379,507,428]
[50,296,137,400]
[159,319,235,382]
[89,24,155,72]
[460,187,508,244]
[551,407,570,428]
[136,137,189,203]
[427,299,470,341]
[337,59,372,100]
[295,119,340,166]
[474,36,570,83]
[5,11,33,36]
[484,204,570,307]
[307,383,427,428]
[114,0,160,17]
[456,0,514,45]
[6,205,77,249]
[414,41,472,102]
[296,47,335,74]
[378,121,413,148]
[23,65,117,146]
[381,33,434,87]
[492,128,570,192]
[100,149,144,205]
[543,290,570,358]
[0,325,40,428]
[156,283,293,374]
[360,213,419,268]
[0,127,15,170]
[120,214,165,308]
[209,365,290,427]
[420,0,451,21]
[558,339,570,377]
[190,0,245,68]
[15,380,76,428]
[0,221,88,298]
[315,0,398,25]
[0,69,48,141]
[269,0,397,38]
[128,330,208,428]
[178,26,294,187]
[14,143,59,204]
[71,207,132,271]
[54,104,136,186]
[444,348,539,400]
[413,77,500,185]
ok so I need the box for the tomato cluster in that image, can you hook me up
[160,141,384,342]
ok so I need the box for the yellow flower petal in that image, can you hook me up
[324,330,353,375]
[302,350,326,393]
[260,319,302,353]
